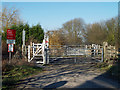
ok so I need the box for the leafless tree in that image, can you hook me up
[0,6,22,32]
[61,18,86,45]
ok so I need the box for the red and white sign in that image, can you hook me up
[8,44,14,52]
[45,41,48,43]
[7,29,16,40]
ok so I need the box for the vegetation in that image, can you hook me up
[48,18,86,45]
[1,6,44,89]
[85,23,107,45]
[47,16,120,82]
[1,6,44,59]
[2,64,42,89]
[1,6,22,32]
[1,4,120,89]
[1,6,44,44]
[9,23,44,45]
[2,23,44,45]
[48,17,119,48]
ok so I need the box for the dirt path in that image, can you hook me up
[17,63,120,89]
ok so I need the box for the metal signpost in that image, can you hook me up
[7,29,16,63]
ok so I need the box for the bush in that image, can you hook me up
[2,64,42,89]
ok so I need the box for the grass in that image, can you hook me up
[2,64,42,89]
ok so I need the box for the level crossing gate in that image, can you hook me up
[48,44,103,64]
[27,36,104,65]
[27,35,49,64]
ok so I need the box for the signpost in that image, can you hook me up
[7,29,16,63]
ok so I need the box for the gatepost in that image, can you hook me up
[103,42,108,62]
[45,34,49,64]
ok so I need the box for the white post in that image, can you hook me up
[22,29,25,56]
[46,35,49,47]
[28,45,30,62]
[42,39,46,64]
[46,35,49,64]
[22,29,25,47]
[33,43,34,56]
[94,45,96,57]
[85,45,88,56]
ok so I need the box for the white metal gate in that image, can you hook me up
[48,44,103,64]
[27,34,49,64]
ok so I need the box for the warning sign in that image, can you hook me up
[8,44,14,52]
[7,29,16,40]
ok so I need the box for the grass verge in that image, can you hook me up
[2,65,42,89]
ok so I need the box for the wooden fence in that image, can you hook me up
[103,42,117,60]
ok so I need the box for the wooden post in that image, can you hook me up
[109,45,111,58]
[96,45,98,56]
[101,48,104,62]
[103,42,108,62]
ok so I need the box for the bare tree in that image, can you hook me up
[105,17,118,46]
[61,18,86,45]
[47,30,65,46]
[0,6,22,32]
[85,23,107,44]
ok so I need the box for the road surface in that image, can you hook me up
[17,61,120,89]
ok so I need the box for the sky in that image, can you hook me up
[2,2,118,32]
